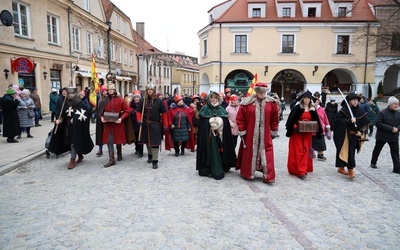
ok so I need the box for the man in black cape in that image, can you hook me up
[333,92,369,179]
[196,92,236,180]
[49,87,94,169]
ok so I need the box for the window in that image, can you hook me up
[122,20,126,35]
[252,8,261,18]
[97,37,103,58]
[283,8,291,17]
[282,35,294,53]
[86,33,93,54]
[337,35,350,54]
[116,15,120,30]
[110,43,115,61]
[308,8,316,17]
[12,1,30,37]
[118,46,122,63]
[203,39,208,56]
[83,0,89,11]
[124,49,127,65]
[47,14,59,44]
[235,35,247,53]
[72,27,81,51]
[129,51,133,66]
[391,32,400,51]
[338,7,347,17]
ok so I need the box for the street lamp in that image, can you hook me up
[4,69,9,79]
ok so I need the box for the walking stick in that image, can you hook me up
[138,91,147,141]
[54,95,66,134]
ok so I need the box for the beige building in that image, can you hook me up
[0,0,141,112]
[198,0,381,100]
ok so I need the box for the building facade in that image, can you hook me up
[198,0,383,100]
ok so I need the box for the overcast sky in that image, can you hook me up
[110,0,223,58]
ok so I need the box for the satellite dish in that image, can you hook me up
[115,68,121,75]
[0,10,13,26]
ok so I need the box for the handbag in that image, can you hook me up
[28,109,35,118]
[298,120,318,133]
[103,111,119,122]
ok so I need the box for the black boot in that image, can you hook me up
[104,151,115,168]
[116,144,122,161]
[147,155,152,163]
[180,147,185,155]
[175,148,179,157]
[152,160,158,169]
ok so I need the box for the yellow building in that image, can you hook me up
[198,0,380,100]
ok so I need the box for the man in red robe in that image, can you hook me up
[236,83,279,184]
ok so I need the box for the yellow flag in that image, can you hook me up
[89,53,99,107]
[246,73,257,97]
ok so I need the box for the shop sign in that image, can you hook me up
[11,57,34,74]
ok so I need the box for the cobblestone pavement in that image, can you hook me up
[1,107,400,249]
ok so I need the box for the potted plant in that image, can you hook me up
[377,81,384,98]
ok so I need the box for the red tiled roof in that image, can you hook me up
[368,0,399,6]
[101,0,113,20]
[214,0,378,23]
[132,28,162,55]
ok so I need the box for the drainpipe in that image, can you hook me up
[136,54,141,90]
[363,22,370,97]
[67,6,73,85]
[106,21,112,79]
[363,21,370,85]
[219,22,222,92]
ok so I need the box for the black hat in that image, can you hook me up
[345,92,360,102]
[296,90,313,102]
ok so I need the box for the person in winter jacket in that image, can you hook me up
[370,96,400,174]
[312,93,331,161]
[1,88,20,143]
[17,89,35,139]
[225,94,240,148]
[130,90,144,157]
[165,95,194,156]
[366,99,380,137]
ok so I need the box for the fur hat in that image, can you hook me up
[174,95,183,103]
[388,96,399,106]
[20,89,30,96]
[132,90,141,98]
[192,95,200,102]
[254,83,268,93]
[6,89,15,95]
[107,83,116,90]
[230,94,238,102]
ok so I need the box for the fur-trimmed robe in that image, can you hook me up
[235,95,279,181]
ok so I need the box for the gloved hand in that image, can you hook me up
[138,121,143,126]
[326,129,332,140]
[163,127,167,133]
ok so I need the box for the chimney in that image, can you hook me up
[136,22,145,39]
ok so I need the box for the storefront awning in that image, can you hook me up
[77,72,91,78]
[115,76,132,81]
